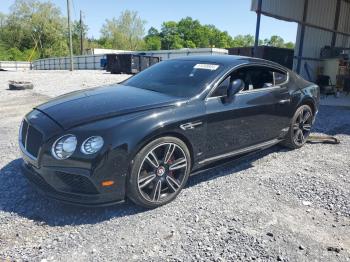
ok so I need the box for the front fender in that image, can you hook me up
[111,100,207,168]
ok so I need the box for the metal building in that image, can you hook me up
[251,0,350,81]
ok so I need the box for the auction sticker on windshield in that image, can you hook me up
[194,64,220,71]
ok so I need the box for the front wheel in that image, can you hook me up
[282,104,313,149]
[127,137,191,208]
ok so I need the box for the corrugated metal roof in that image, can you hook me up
[251,0,304,22]
[306,0,336,30]
[336,34,350,47]
[251,0,350,35]
[338,1,350,33]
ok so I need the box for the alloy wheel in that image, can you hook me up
[292,107,313,146]
[137,143,188,203]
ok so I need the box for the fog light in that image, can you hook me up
[102,180,115,187]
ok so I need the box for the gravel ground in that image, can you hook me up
[0,70,130,98]
[0,70,349,262]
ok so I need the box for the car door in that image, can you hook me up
[204,65,291,159]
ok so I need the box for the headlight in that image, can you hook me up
[81,136,104,154]
[51,135,77,160]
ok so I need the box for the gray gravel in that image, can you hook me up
[0,71,349,261]
[0,70,130,98]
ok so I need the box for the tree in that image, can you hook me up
[100,10,146,50]
[145,36,161,50]
[0,12,6,28]
[11,0,67,57]
[160,21,183,49]
[144,18,295,51]
[204,25,234,48]
[264,35,284,47]
[146,17,236,50]
[231,34,255,47]
[144,27,161,50]
[261,35,295,49]
[72,20,89,54]
[0,0,68,59]
[283,41,295,49]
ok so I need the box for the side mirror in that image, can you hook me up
[227,79,245,98]
[222,79,244,103]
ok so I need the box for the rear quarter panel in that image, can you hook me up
[289,72,320,114]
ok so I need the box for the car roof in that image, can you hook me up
[171,55,285,69]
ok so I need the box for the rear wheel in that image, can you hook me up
[282,104,313,149]
[127,137,191,208]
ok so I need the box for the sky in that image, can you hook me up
[0,0,298,42]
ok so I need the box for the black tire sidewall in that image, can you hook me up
[127,136,191,208]
[285,104,313,149]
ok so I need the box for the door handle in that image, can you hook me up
[278,99,291,104]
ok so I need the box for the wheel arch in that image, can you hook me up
[300,97,316,115]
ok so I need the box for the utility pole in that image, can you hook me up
[67,0,74,71]
[80,10,84,55]
[253,0,262,57]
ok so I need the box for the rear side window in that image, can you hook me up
[273,71,288,85]
[209,65,288,98]
[230,66,288,91]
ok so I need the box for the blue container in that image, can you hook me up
[100,58,107,68]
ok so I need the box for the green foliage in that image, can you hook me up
[149,17,236,50]
[144,18,295,51]
[144,27,161,50]
[0,2,295,61]
[283,42,295,49]
[231,34,255,47]
[100,10,146,50]
[9,0,67,57]
[145,36,162,50]
[72,20,89,55]
[0,0,69,60]
[7,47,26,60]
[261,35,295,49]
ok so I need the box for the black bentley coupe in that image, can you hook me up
[20,56,320,208]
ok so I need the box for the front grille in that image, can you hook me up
[21,119,43,158]
[23,164,100,200]
[23,164,54,192]
[55,172,99,195]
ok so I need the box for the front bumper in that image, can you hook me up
[19,110,129,207]
[21,161,125,207]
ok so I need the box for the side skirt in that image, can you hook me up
[197,138,281,166]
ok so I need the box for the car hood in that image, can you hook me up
[35,84,182,129]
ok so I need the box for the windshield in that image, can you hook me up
[122,60,222,98]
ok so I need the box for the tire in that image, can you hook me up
[9,81,34,90]
[282,104,313,149]
[127,137,191,208]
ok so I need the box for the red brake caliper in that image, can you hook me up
[167,156,175,177]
